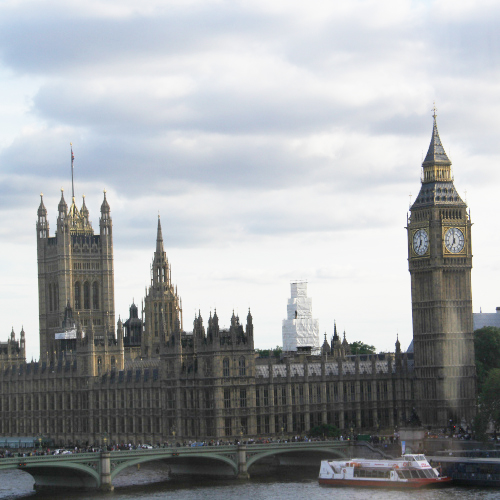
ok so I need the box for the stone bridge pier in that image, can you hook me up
[237,444,249,479]
[100,452,114,491]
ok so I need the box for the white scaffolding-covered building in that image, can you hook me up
[282,282,320,352]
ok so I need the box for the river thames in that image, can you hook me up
[0,465,498,500]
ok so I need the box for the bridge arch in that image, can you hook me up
[20,462,101,489]
[111,451,239,481]
[246,445,348,469]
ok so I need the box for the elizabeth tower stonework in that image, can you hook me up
[407,112,476,428]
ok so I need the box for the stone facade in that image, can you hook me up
[0,326,414,445]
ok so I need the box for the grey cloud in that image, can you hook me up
[30,78,349,136]
[428,18,500,76]
[0,6,277,75]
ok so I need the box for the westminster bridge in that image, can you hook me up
[0,441,390,491]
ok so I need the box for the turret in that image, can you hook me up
[80,194,89,226]
[37,194,49,239]
[100,190,112,238]
[57,188,68,230]
[321,333,330,356]
[194,311,204,340]
[213,310,219,338]
[395,334,402,372]
[116,317,125,369]
[342,331,350,355]
[246,308,253,339]
[117,316,124,349]
[20,327,25,356]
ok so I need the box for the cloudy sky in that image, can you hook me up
[1,0,500,361]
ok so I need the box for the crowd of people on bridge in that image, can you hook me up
[0,432,404,458]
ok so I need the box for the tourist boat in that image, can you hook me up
[318,453,452,488]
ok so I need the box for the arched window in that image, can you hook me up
[74,282,81,310]
[54,284,59,311]
[223,358,230,377]
[48,284,53,312]
[92,282,99,310]
[84,282,90,309]
[239,356,246,377]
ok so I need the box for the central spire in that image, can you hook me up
[423,108,451,167]
[421,107,452,184]
[156,214,164,254]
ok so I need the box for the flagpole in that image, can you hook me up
[70,143,75,199]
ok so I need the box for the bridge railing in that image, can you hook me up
[0,452,100,465]
[107,440,349,457]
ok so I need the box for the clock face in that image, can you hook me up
[445,227,465,253]
[413,228,429,256]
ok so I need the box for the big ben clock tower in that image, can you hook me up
[407,110,476,428]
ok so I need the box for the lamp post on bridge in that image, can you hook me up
[102,432,109,451]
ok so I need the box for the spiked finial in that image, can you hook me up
[70,143,75,199]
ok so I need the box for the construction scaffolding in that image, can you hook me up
[282,281,320,351]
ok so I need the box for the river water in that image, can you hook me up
[0,465,498,500]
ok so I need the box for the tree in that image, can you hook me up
[309,423,340,438]
[473,328,500,438]
[349,341,376,355]
[474,326,500,390]
[475,368,500,439]
[255,346,282,359]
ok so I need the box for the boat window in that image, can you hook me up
[424,470,434,478]
[402,470,412,479]
[397,470,405,479]
[410,470,419,478]
[416,470,426,478]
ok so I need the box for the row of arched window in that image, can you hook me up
[74,281,100,310]
[223,356,246,377]
[48,283,59,312]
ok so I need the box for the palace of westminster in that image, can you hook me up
[0,116,477,445]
